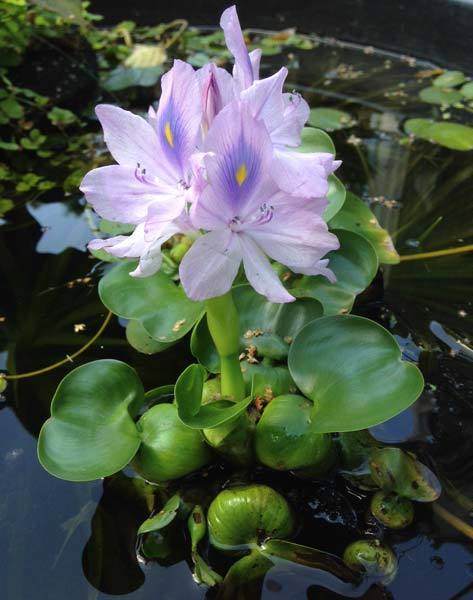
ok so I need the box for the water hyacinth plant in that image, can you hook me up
[37,4,440,590]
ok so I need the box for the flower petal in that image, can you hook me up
[249,49,262,80]
[239,234,294,303]
[88,223,148,258]
[247,201,340,274]
[200,101,273,218]
[271,92,310,147]
[95,104,166,177]
[271,148,341,198]
[197,63,235,130]
[220,5,254,91]
[155,59,202,181]
[179,229,242,300]
[80,165,164,224]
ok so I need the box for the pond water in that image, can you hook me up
[1,26,473,600]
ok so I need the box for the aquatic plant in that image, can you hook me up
[33,4,442,591]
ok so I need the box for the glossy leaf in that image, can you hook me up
[38,360,144,481]
[242,363,298,397]
[297,126,336,154]
[126,320,175,354]
[308,108,355,131]
[293,230,378,315]
[255,394,335,472]
[405,118,473,151]
[419,86,463,105]
[433,70,465,88]
[329,192,400,264]
[191,284,323,370]
[133,403,211,482]
[175,364,253,429]
[324,175,346,222]
[138,495,181,534]
[99,261,204,342]
[288,316,424,433]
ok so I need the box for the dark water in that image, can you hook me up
[1,33,473,600]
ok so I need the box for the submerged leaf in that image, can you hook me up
[405,118,473,151]
[419,86,463,105]
[308,108,355,131]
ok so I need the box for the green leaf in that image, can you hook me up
[460,82,473,99]
[369,448,441,502]
[433,70,465,88]
[191,284,323,370]
[31,0,86,24]
[242,363,297,397]
[133,403,211,481]
[0,198,14,216]
[99,261,204,342]
[102,66,163,91]
[297,127,336,154]
[138,495,181,534]
[38,360,144,481]
[99,219,135,235]
[293,230,378,315]
[308,108,355,131]
[324,175,346,222]
[175,364,253,429]
[288,316,424,433]
[329,192,400,264]
[47,107,78,126]
[405,118,473,151]
[126,319,175,354]
[0,97,23,119]
[419,86,463,105]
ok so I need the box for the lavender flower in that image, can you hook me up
[81,60,201,276]
[180,102,339,303]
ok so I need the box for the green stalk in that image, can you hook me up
[205,292,245,402]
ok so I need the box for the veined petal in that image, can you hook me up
[179,229,242,300]
[287,258,337,282]
[95,104,166,178]
[249,48,262,80]
[144,194,186,240]
[201,101,273,217]
[197,63,235,131]
[241,68,287,131]
[239,234,294,303]
[220,5,254,91]
[271,92,310,147]
[271,148,341,198]
[246,202,340,272]
[130,222,181,277]
[155,59,202,181]
[88,223,148,258]
[80,165,165,224]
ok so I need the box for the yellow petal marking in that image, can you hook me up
[164,121,174,148]
[235,163,248,186]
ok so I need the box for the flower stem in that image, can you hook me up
[205,292,245,402]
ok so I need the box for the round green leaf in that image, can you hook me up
[419,86,463,105]
[324,175,346,222]
[329,192,399,264]
[293,230,378,315]
[404,118,473,151]
[297,127,336,154]
[308,108,355,131]
[99,261,204,342]
[242,363,297,398]
[126,319,175,354]
[288,316,424,433]
[460,81,473,99]
[133,403,211,482]
[433,70,465,88]
[38,360,144,481]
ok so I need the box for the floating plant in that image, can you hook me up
[33,4,443,593]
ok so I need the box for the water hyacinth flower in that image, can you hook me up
[180,102,339,303]
[198,5,341,198]
[82,60,201,276]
